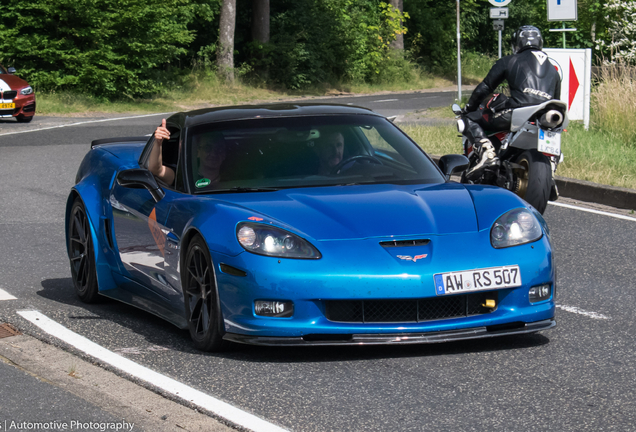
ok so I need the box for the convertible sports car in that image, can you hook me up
[0,64,35,123]
[65,103,555,351]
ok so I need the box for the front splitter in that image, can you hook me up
[223,318,556,346]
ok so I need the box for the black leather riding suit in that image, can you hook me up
[464,48,562,145]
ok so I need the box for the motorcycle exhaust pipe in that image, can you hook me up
[540,110,564,128]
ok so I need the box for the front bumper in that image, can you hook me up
[223,318,555,346]
[0,94,35,118]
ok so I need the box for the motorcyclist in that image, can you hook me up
[462,25,562,179]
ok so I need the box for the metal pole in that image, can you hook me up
[498,29,502,58]
[562,22,566,48]
[457,0,462,101]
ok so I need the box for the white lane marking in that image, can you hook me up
[0,112,174,137]
[549,201,636,222]
[17,310,288,432]
[0,288,17,300]
[371,99,398,103]
[556,304,611,320]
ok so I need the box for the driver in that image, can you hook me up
[314,131,344,175]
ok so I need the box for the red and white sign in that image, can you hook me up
[544,48,592,129]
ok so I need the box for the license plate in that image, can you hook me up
[434,265,522,295]
[538,129,561,156]
[0,103,15,109]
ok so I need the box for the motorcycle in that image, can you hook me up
[452,99,568,214]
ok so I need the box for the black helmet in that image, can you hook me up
[513,25,543,53]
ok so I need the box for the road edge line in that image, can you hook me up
[548,201,636,222]
[16,310,288,432]
[0,112,174,137]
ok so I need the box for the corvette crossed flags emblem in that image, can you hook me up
[396,254,428,262]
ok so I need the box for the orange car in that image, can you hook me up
[0,64,36,123]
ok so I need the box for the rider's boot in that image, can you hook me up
[465,138,499,180]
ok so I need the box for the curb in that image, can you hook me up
[555,176,636,210]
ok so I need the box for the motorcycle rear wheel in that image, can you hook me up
[514,150,551,214]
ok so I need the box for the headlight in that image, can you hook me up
[237,222,321,259]
[491,208,543,248]
[20,86,33,95]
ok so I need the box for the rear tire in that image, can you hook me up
[16,114,33,123]
[183,236,228,352]
[514,150,551,214]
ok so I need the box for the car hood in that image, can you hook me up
[0,74,29,91]
[223,183,479,241]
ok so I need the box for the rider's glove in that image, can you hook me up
[464,103,475,113]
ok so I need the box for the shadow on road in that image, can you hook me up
[38,277,191,350]
[38,277,552,363]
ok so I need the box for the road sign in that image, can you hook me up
[490,8,509,19]
[493,20,504,31]
[544,48,591,129]
[488,0,512,6]
[547,0,577,21]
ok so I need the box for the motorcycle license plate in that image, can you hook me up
[434,265,522,296]
[538,129,561,156]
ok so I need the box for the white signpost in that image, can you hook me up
[488,0,510,58]
[544,48,592,129]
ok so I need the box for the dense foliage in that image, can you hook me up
[0,0,213,97]
[0,0,623,98]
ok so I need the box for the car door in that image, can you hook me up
[110,183,174,298]
[111,123,183,300]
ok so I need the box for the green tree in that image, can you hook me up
[0,0,200,97]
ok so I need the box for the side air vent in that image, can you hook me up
[219,263,247,277]
[104,219,114,249]
[380,239,430,248]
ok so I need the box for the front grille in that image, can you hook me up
[0,109,13,116]
[2,91,17,100]
[325,292,495,323]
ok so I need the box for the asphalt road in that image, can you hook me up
[0,93,635,431]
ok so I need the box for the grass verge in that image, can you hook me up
[400,121,636,190]
[36,71,456,117]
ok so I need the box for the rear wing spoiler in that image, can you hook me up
[91,136,150,149]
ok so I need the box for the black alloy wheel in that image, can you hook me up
[183,236,227,352]
[68,198,100,303]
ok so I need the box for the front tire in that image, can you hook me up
[183,236,228,352]
[514,150,552,214]
[67,198,100,303]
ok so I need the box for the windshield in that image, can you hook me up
[186,114,444,193]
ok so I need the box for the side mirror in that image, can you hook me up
[451,104,463,115]
[7,67,16,74]
[438,154,469,180]
[116,168,165,202]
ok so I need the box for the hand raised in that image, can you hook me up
[154,118,170,142]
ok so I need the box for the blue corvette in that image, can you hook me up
[65,104,555,351]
